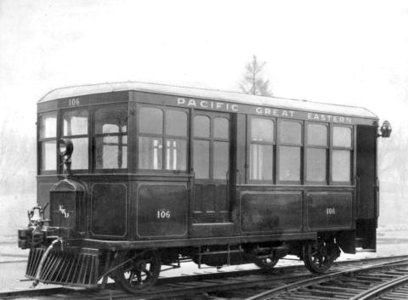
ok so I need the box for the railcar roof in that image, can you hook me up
[38,82,377,119]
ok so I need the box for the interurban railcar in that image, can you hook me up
[18,82,391,293]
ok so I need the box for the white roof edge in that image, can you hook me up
[38,81,378,119]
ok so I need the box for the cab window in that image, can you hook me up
[94,105,128,170]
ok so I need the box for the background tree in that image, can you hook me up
[240,55,273,96]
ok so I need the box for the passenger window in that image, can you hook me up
[62,109,89,170]
[306,148,326,182]
[194,115,210,138]
[306,123,328,183]
[139,137,163,170]
[279,146,301,181]
[249,117,274,182]
[307,123,328,146]
[167,110,187,137]
[333,127,352,147]
[39,112,57,172]
[280,120,302,145]
[332,126,352,183]
[94,106,128,170]
[332,150,351,182]
[278,120,302,182]
[214,118,229,139]
[138,107,188,171]
[140,107,163,135]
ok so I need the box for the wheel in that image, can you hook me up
[114,250,161,293]
[254,257,279,270]
[303,238,339,274]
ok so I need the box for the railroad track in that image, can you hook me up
[246,257,408,300]
[2,256,408,300]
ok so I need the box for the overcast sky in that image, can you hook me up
[1,0,408,130]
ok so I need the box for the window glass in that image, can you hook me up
[333,126,352,147]
[138,137,163,170]
[251,118,274,142]
[94,106,128,170]
[139,107,163,135]
[306,148,326,182]
[70,137,89,170]
[194,140,210,178]
[250,144,273,181]
[307,124,327,146]
[95,107,127,134]
[165,139,187,170]
[280,121,301,144]
[332,150,351,182]
[279,146,301,181]
[213,141,229,179]
[95,136,128,169]
[214,118,229,139]
[194,115,210,138]
[63,110,88,136]
[41,141,56,170]
[40,113,57,139]
[166,110,187,137]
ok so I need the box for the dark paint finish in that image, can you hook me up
[241,191,302,233]
[306,192,353,230]
[137,184,188,238]
[91,183,128,238]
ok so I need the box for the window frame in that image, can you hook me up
[93,104,129,173]
[136,104,189,173]
[60,108,90,173]
[38,111,58,175]
[277,119,303,185]
[248,115,276,184]
[304,121,329,185]
[193,111,231,182]
[330,124,354,185]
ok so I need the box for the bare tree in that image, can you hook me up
[240,55,273,96]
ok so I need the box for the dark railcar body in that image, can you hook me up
[18,82,387,292]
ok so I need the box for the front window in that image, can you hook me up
[94,105,128,170]
[39,112,57,172]
[62,109,89,170]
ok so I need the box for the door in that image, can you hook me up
[356,125,378,250]
[192,111,235,223]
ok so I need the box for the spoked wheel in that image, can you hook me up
[254,257,279,271]
[115,250,161,293]
[303,238,340,274]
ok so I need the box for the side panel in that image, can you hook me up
[306,192,353,230]
[241,191,302,233]
[90,183,128,238]
[137,183,188,238]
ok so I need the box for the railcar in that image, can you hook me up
[18,82,391,293]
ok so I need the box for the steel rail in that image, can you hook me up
[350,274,408,300]
[246,257,408,300]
